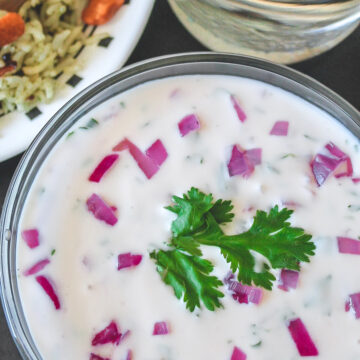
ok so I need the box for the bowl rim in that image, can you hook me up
[1,51,359,360]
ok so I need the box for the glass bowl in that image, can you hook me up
[168,0,360,64]
[1,52,359,360]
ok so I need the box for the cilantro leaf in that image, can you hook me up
[219,243,276,289]
[165,187,213,237]
[210,199,234,224]
[150,249,224,311]
[237,206,315,271]
[151,188,315,311]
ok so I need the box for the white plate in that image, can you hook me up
[0,0,154,162]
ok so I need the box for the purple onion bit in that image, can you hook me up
[227,145,261,178]
[126,350,133,360]
[90,353,110,360]
[345,292,360,318]
[337,236,360,255]
[36,275,61,310]
[112,138,167,179]
[21,228,40,249]
[224,272,263,305]
[92,321,121,346]
[230,95,247,122]
[178,114,200,137]
[288,318,319,356]
[118,253,143,271]
[145,139,168,167]
[278,269,299,292]
[230,345,247,360]
[89,154,119,183]
[310,142,352,186]
[152,321,169,335]
[24,258,50,276]
[86,193,118,226]
[270,121,289,136]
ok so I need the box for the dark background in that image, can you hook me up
[0,1,359,358]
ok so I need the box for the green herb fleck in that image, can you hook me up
[347,205,360,212]
[267,164,280,174]
[51,249,56,256]
[304,134,316,141]
[66,131,75,138]
[150,187,315,311]
[80,118,99,130]
[251,341,262,348]
[281,153,296,159]
[120,101,126,108]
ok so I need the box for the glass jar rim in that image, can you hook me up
[201,0,360,14]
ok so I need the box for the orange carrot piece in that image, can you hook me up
[82,0,125,26]
[0,63,16,76]
[0,12,25,47]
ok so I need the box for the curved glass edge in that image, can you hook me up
[1,52,359,360]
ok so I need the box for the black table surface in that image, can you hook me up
[0,1,359,358]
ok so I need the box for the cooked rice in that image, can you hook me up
[0,0,106,116]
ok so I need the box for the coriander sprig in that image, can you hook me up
[150,187,315,311]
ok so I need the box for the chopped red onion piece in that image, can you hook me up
[278,269,299,291]
[90,353,110,360]
[228,145,254,178]
[89,154,119,183]
[178,114,200,137]
[288,318,319,356]
[113,138,167,179]
[113,138,158,179]
[245,148,262,166]
[224,272,263,305]
[352,177,360,184]
[112,138,131,152]
[126,350,133,360]
[310,142,353,186]
[227,145,261,178]
[36,275,60,310]
[325,142,347,158]
[118,330,131,345]
[270,121,289,136]
[224,271,235,284]
[345,293,360,318]
[282,200,300,209]
[230,95,247,122]
[230,346,247,360]
[21,229,40,249]
[145,139,168,166]
[337,236,360,255]
[345,299,350,312]
[170,88,180,98]
[92,321,121,346]
[152,321,169,335]
[118,253,142,270]
[86,193,118,226]
[24,258,50,276]
[334,157,353,178]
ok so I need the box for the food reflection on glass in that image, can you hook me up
[168,0,360,64]
[0,0,125,116]
[15,73,360,359]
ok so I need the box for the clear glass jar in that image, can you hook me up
[1,52,360,359]
[168,0,360,64]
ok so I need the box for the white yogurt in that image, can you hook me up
[17,75,360,360]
